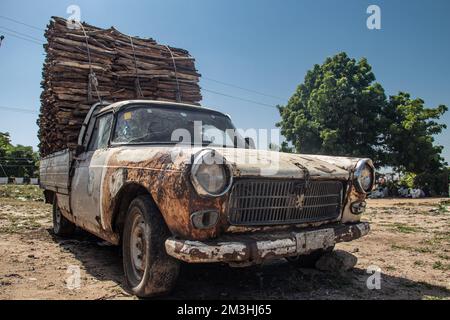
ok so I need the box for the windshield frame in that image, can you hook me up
[107,102,242,148]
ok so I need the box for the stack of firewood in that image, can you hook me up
[39,16,201,157]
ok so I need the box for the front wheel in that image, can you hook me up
[52,194,76,236]
[122,195,180,298]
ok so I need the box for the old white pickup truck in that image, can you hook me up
[40,100,374,297]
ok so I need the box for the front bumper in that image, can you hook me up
[165,222,370,265]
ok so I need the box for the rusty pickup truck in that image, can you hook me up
[40,100,374,297]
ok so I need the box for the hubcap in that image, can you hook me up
[130,213,147,281]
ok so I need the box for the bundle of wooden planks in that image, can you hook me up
[39,16,201,156]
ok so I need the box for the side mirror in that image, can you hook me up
[245,137,256,149]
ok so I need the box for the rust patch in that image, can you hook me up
[100,147,228,241]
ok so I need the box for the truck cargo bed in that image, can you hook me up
[39,149,72,194]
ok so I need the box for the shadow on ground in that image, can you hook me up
[45,228,450,300]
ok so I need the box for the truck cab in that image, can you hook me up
[40,100,374,297]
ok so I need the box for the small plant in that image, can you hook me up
[385,265,397,271]
[432,261,450,271]
[437,202,449,214]
[390,223,421,234]
[414,247,433,254]
[437,254,449,261]
[391,244,433,254]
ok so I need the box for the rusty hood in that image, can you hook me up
[212,147,358,180]
[108,146,359,180]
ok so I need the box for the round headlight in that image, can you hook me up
[354,159,375,193]
[191,150,233,197]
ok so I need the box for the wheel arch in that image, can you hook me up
[110,182,161,241]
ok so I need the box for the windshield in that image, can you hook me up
[112,104,245,147]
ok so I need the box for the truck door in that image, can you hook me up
[71,112,113,232]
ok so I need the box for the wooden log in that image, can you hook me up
[39,16,202,157]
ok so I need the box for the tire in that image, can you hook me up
[287,246,335,268]
[122,195,180,298]
[52,194,76,237]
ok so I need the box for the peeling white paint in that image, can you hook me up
[356,222,370,237]
[165,224,365,265]
[256,238,297,259]
[109,168,125,197]
[294,229,336,253]
[165,240,248,263]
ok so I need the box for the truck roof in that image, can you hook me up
[78,99,232,148]
[98,100,228,117]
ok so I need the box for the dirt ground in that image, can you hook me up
[0,191,449,300]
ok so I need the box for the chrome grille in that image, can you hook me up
[228,179,343,226]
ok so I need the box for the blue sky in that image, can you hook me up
[0,0,449,163]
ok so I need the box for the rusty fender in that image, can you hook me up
[165,222,370,265]
[100,147,229,241]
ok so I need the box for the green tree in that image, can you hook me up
[0,132,13,176]
[0,132,12,158]
[382,92,448,173]
[277,52,386,164]
[0,132,39,178]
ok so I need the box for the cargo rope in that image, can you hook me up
[129,36,144,98]
[79,23,102,103]
[164,45,182,102]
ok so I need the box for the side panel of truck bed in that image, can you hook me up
[39,149,72,194]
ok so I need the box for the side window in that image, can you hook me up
[88,113,113,151]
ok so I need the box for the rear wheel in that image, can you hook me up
[122,195,180,298]
[287,246,335,268]
[52,194,76,236]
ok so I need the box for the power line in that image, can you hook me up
[0,15,45,31]
[0,84,280,113]
[0,16,285,110]
[0,93,278,114]
[0,16,287,105]
[0,30,44,46]
[202,76,285,102]
[201,87,278,109]
[0,26,44,43]
[0,106,38,114]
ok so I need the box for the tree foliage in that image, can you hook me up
[277,52,386,164]
[382,92,448,173]
[0,132,39,178]
[277,52,448,179]
[0,132,12,158]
